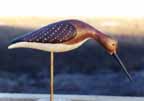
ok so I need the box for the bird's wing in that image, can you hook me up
[11,21,77,44]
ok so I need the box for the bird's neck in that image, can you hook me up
[92,29,108,41]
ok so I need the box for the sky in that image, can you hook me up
[0,0,143,17]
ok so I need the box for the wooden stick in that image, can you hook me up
[50,52,54,101]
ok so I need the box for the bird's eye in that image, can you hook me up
[112,43,115,46]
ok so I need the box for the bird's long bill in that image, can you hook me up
[113,53,133,81]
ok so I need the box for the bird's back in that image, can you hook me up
[11,20,77,44]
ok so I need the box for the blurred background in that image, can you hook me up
[0,16,144,96]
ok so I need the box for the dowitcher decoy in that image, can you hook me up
[8,19,132,101]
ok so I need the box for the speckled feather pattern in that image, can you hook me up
[12,21,77,43]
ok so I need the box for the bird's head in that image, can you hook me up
[96,34,133,81]
[91,30,118,55]
[99,36,118,55]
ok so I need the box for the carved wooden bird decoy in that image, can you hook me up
[8,19,132,80]
[8,19,132,101]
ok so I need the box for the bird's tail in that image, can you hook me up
[8,43,21,49]
[8,35,25,49]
